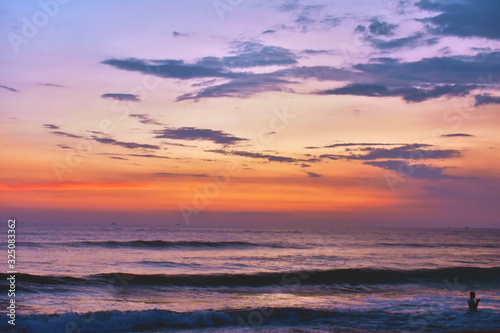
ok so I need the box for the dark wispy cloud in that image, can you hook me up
[153,127,247,145]
[102,58,242,80]
[474,94,500,107]
[51,131,83,139]
[207,149,321,164]
[301,49,333,55]
[102,42,297,84]
[208,149,300,163]
[368,18,397,36]
[39,83,64,88]
[277,1,341,32]
[354,52,500,85]
[177,76,294,101]
[417,0,500,40]
[367,32,435,50]
[110,156,128,160]
[102,41,498,103]
[274,66,360,82]
[395,84,473,102]
[94,137,159,150]
[306,142,402,149]
[232,151,298,163]
[172,31,187,37]
[101,93,141,102]
[351,144,461,161]
[57,144,72,149]
[43,124,60,130]
[356,17,398,37]
[364,160,460,180]
[203,41,298,68]
[319,144,461,161]
[320,154,340,160]
[154,172,207,178]
[354,16,432,51]
[129,154,171,159]
[162,142,197,148]
[318,83,474,102]
[102,43,298,101]
[130,114,163,125]
[441,133,474,138]
[0,85,18,93]
[262,29,276,34]
[307,172,322,178]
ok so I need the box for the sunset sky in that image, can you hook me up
[1,0,499,227]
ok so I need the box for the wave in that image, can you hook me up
[2,307,499,333]
[4,266,499,288]
[379,242,498,248]
[19,240,292,249]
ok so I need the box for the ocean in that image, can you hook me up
[1,224,499,332]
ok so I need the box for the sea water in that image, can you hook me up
[1,224,499,332]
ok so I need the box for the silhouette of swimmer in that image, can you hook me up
[468,291,480,311]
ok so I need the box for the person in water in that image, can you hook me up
[468,291,480,311]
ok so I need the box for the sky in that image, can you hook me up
[1,0,499,228]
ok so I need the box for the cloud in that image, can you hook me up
[207,41,298,68]
[369,57,401,64]
[364,160,460,180]
[51,131,83,139]
[441,133,474,138]
[101,93,141,102]
[354,52,500,85]
[368,32,432,50]
[277,2,340,32]
[262,29,276,34]
[172,31,187,37]
[102,42,297,85]
[94,137,159,150]
[306,142,403,149]
[278,0,300,12]
[128,154,171,159]
[207,149,302,163]
[39,83,64,88]
[176,76,294,101]
[162,142,197,148]
[232,151,298,163]
[307,172,322,178]
[153,127,247,145]
[394,85,473,102]
[43,124,60,130]
[0,85,18,93]
[318,144,461,161]
[274,66,361,82]
[318,83,474,102]
[474,94,500,106]
[110,156,128,160]
[318,83,476,103]
[102,43,358,102]
[417,0,500,40]
[368,18,398,36]
[102,58,242,80]
[57,144,72,149]
[301,49,333,55]
[130,114,163,125]
[154,172,207,178]
[349,144,461,161]
[320,84,389,97]
[319,154,341,160]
